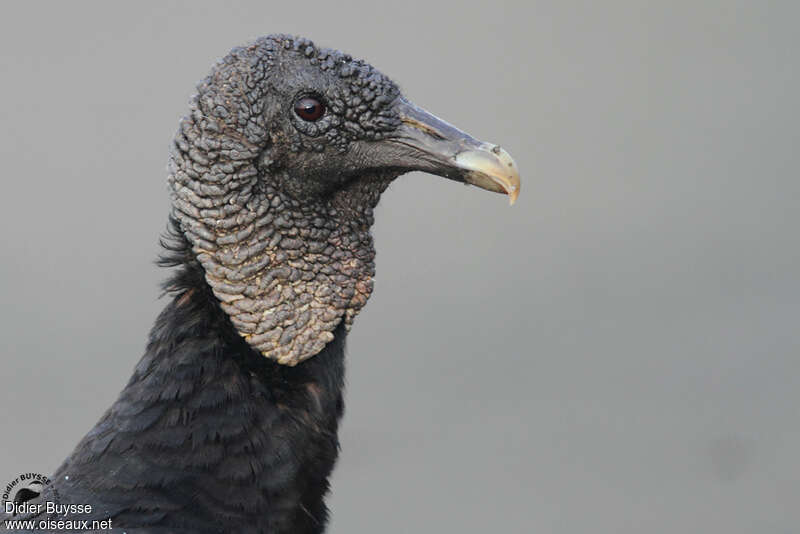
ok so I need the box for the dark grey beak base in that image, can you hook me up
[388,98,521,204]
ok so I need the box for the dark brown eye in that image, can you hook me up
[294,96,325,121]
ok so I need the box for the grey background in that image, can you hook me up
[1,1,798,532]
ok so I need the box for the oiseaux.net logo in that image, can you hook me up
[3,472,116,531]
[2,472,55,516]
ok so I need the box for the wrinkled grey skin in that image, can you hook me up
[1,34,520,534]
[170,35,409,365]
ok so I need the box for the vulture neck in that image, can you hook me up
[56,223,347,533]
[169,104,394,365]
[160,225,346,532]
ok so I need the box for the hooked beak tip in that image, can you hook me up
[454,143,521,206]
[389,98,522,205]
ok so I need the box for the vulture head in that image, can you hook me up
[169,35,520,365]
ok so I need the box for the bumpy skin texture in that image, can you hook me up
[1,34,495,533]
[2,222,346,533]
[170,35,402,365]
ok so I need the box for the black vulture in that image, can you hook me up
[2,35,520,533]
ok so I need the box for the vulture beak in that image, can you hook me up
[389,98,521,205]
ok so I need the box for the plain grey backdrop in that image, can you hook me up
[1,1,798,532]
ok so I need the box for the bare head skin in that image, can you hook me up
[169,35,521,365]
[6,34,523,534]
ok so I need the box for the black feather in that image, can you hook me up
[1,32,516,533]
[2,218,345,533]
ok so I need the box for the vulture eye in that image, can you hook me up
[294,96,325,121]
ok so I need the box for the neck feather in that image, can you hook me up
[53,224,346,532]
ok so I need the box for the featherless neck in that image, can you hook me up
[169,105,393,366]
